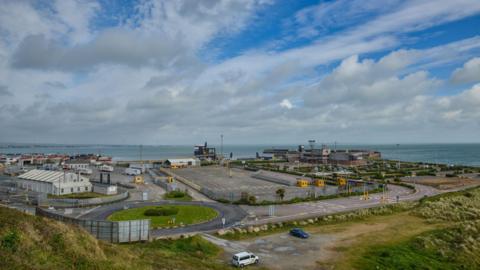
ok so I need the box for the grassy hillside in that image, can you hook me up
[0,206,235,270]
[352,188,480,270]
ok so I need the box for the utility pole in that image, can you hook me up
[220,134,224,160]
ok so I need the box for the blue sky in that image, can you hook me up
[0,0,480,145]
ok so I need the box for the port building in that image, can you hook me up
[17,169,92,195]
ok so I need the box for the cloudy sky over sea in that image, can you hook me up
[0,0,479,145]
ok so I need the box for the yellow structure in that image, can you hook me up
[133,175,144,184]
[314,179,325,187]
[296,179,310,188]
[337,177,347,186]
[167,176,174,183]
[362,183,370,200]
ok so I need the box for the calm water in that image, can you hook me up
[0,143,479,166]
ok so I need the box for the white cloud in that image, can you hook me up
[0,0,480,144]
[451,57,480,84]
[280,99,293,109]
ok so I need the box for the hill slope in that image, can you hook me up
[0,206,232,270]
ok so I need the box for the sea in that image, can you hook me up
[0,143,479,166]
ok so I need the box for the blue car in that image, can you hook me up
[290,228,309,239]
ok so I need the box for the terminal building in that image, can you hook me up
[17,169,93,195]
[263,142,381,166]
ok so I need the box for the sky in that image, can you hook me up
[0,0,479,145]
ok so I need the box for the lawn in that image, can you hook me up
[48,192,111,199]
[107,205,218,228]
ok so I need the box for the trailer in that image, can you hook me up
[125,168,141,176]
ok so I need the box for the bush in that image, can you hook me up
[144,206,179,216]
[166,191,187,198]
[1,230,20,252]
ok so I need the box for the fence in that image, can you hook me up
[41,190,129,208]
[200,183,380,202]
[36,207,150,243]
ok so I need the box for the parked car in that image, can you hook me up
[231,251,259,267]
[290,228,309,239]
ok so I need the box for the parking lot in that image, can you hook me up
[171,166,338,202]
[173,166,283,191]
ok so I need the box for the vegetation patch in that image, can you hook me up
[144,206,179,216]
[164,190,192,201]
[345,187,480,269]
[108,205,218,228]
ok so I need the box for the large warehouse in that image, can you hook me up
[17,169,93,195]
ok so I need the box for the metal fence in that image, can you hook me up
[36,207,150,243]
[200,183,379,202]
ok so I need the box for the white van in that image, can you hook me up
[231,252,259,267]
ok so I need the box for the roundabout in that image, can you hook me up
[79,200,247,237]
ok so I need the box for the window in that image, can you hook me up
[61,188,64,193]
[85,187,88,191]
[71,188,73,192]
[77,187,80,191]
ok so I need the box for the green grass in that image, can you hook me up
[107,205,218,228]
[344,187,480,269]
[164,190,193,201]
[48,192,112,199]
[354,227,478,270]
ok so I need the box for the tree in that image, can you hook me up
[247,195,257,205]
[276,188,285,201]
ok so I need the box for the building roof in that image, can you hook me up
[166,158,197,163]
[18,169,64,183]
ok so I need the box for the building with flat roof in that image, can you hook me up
[17,169,92,195]
[164,158,199,168]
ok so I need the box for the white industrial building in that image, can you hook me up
[164,158,199,167]
[17,169,93,195]
[63,160,90,170]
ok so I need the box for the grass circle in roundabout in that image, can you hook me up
[107,205,219,228]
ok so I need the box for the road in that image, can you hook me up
[241,183,439,225]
